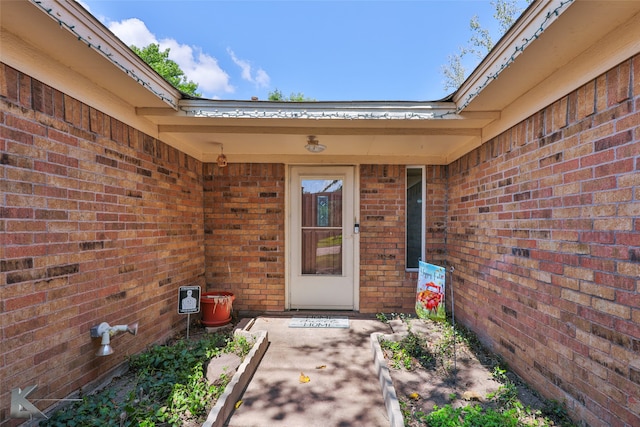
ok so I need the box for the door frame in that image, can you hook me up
[285,165,360,310]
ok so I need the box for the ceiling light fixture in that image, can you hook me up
[305,135,326,153]
[216,144,227,167]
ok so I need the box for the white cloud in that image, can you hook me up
[229,49,252,82]
[160,39,234,96]
[109,18,156,48]
[106,18,233,98]
[254,69,270,88]
[227,48,270,88]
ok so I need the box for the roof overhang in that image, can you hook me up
[138,100,499,164]
[0,0,180,140]
[2,0,639,164]
[459,0,640,148]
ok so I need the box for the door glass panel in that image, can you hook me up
[301,179,343,275]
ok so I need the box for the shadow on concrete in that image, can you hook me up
[225,315,392,427]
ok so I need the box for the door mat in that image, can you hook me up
[289,316,350,328]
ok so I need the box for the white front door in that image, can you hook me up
[289,166,357,310]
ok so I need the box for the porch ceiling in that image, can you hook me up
[137,102,499,165]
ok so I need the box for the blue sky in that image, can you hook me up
[79,1,530,101]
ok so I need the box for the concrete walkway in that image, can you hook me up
[225,315,393,427]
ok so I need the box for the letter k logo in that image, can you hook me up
[10,385,47,419]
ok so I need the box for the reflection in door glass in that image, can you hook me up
[301,179,343,275]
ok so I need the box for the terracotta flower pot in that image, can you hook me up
[200,291,235,327]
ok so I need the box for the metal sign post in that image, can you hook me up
[449,266,456,386]
[178,286,201,339]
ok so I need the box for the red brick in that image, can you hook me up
[18,71,31,108]
[0,63,19,101]
[5,292,46,311]
[6,115,47,137]
[607,61,632,106]
[577,81,596,119]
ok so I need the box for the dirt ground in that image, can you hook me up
[46,319,572,426]
[42,324,237,427]
[383,317,571,427]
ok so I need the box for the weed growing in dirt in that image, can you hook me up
[425,403,519,427]
[487,366,520,408]
[377,312,414,324]
[40,332,251,427]
[381,332,434,370]
[420,374,564,427]
[378,314,576,427]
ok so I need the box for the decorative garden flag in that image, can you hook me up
[416,261,446,321]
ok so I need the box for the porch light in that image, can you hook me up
[216,145,228,167]
[305,135,326,153]
[90,322,138,356]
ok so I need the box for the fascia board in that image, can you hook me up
[454,0,573,111]
[177,100,461,120]
[30,0,181,110]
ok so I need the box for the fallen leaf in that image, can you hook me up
[299,372,310,383]
[235,400,243,409]
[315,365,326,369]
[462,390,484,402]
[408,392,421,400]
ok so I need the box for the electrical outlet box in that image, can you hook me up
[90,325,101,338]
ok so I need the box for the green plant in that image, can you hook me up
[485,365,523,412]
[376,312,389,323]
[543,399,574,427]
[424,403,519,427]
[40,389,122,427]
[390,317,578,427]
[488,382,521,411]
[157,365,227,425]
[491,365,508,382]
[398,312,414,323]
[402,332,433,368]
[380,332,433,370]
[223,334,252,357]
[433,326,454,357]
[42,331,251,427]
[381,339,413,370]
[399,399,412,421]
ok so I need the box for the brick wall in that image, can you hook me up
[447,55,640,426]
[359,165,448,313]
[202,163,448,315]
[0,64,205,424]
[203,163,285,312]
[425,165,448,269]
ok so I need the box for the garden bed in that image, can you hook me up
[372,315,576,427]
[39,323,267,427]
